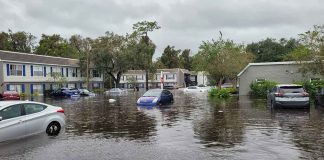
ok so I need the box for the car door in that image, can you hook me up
[0,104,26,142]
[23,103,48,136]
[160,91,168,104]
[165,90,173,102]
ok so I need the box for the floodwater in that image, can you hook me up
[1,90,324,160]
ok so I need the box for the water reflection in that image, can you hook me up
[61,96,157,142]
[2,92,324,159]
[193,97,244,148]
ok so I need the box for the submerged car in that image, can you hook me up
[0,101,65,142]
[268,84,310,109]
[0,91,20,101]
[50,88,80,98]
[78,89,95,96]
[137,89,174,106]
[315,88,324,106]
[105,88,128,96]
[183,86,206,93]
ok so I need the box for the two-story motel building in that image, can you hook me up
[0,50,103,95]
[119,68,198,88]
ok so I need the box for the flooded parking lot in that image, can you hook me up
[1,90,324,160]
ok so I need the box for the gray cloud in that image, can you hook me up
[1,0,323,57]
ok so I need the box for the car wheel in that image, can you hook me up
[46,122,61,136]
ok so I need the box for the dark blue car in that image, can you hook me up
[50,88,80,98]
[137,89,174,106]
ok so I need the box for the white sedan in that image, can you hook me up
[183,86,206,93]
[0,101,65,142]
[105,88,128,95]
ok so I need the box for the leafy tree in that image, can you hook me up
[47,72,67,89]
[0,32,10,50]
[69,35,93,88]
[286,25,324,76]
[179,49,192,70]
[246,38,299,62]
[131,21,160,90]
[91,32,130,88]
[153,58,166,69]
[193,38,254,87]
[0,29,36,53]
[160,45,180,68]
[35,34,77,58]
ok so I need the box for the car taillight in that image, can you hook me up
[57,108,65,113]
[275,92,283,97]
[302,92,309,97]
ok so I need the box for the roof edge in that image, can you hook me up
[237,61,306,77]
[0,49,78,61]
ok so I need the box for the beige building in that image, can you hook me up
[119,68,197,88]
[237,61,323,96]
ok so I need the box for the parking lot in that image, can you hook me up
[1,90,324,160]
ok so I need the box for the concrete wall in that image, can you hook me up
[238,63,322,95]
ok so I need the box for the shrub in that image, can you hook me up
[209,88,231,98]
[19,92,26,97]
[296,80,324,98]
[249,80,277,98]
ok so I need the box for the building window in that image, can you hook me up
[33,66,43,76]
[136,75,143,80]
[93,83,100,89]
[33,85,43,94]
[71,68,77,77]
[10,64,23,76]
[9,84,22,93]
[155,74,161,80]
[52,67,61,74]
[166,74,175,80]
[93,70,100,78]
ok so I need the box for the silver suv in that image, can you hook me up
[268,84,310,109]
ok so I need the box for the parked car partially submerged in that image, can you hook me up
[0,101,65,142]
[50,88,80,98]
[137,89,174,106]
[105,88,128,96]
[315,88,324,107]
[78,88,95,96]
[184,86,206,93]
[0,91,20,101]
[268,84,310,109]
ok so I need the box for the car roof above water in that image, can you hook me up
[276,84,303,87]
[0,101,45,109]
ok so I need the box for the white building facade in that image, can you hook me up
[119,68,197,88]
[0,50,103,95]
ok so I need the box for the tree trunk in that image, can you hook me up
[218,77,224,89]
[145,70,149,91]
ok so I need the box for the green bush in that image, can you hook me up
[296,80,324,98]
[209,88,231,98]
[249,80,277,98]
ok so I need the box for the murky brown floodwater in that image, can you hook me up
[1,90,324,160]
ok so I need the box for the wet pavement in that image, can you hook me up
[1,90,324,160]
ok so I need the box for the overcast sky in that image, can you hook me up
[1,0,323,58]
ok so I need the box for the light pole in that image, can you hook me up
[160,71,164,89]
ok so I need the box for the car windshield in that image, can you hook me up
[279,86,304,93]
[143,90,161,97]
[83,89,90,93]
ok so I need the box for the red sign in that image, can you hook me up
[160,77,164,83]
